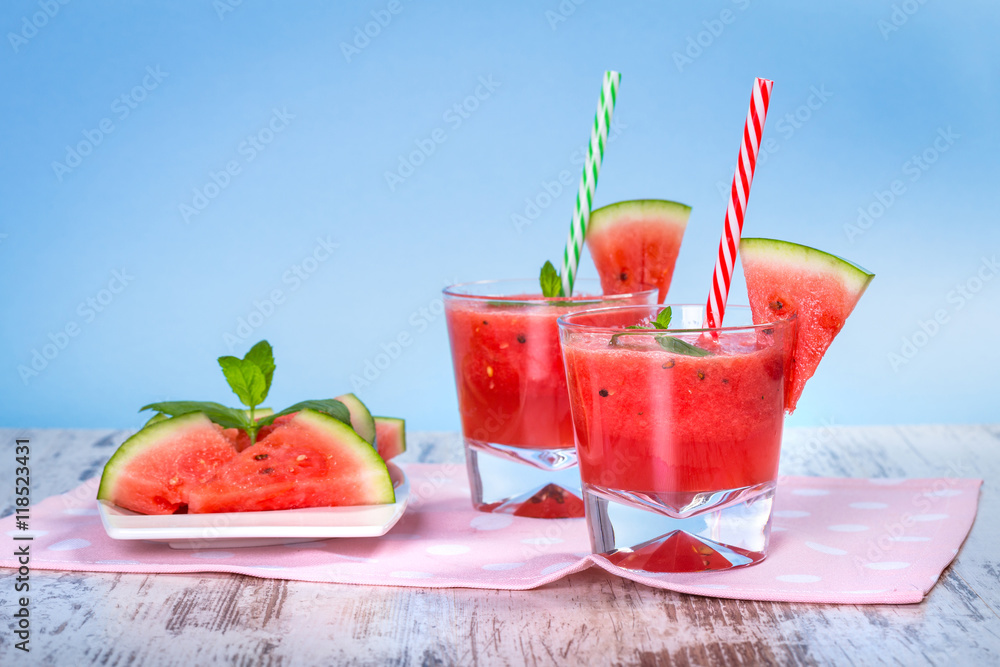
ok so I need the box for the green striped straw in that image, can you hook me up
[561,70,621,296]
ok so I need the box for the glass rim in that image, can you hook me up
[442,278,657,304]
[556,303,797,334]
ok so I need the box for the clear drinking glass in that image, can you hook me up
[558,304,796,570]
[443,280,655,518]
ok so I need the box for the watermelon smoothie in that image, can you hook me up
[558,304,795,571]
[443,280,654,517]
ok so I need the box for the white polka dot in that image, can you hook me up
[96,559,140,565]
[805,541,848,556]
[483,562,524,571]
[390,571,434,579]
[770,526,788,532]
[791,489,830,496]
[773,510,810,518]
[470,514,514,531]
[426,544,470,556]
[828,524,869,532]
[913,513,949,522]
[47,538,91,551]
[889,536,930,542]
[866,561,910,570]
[540,562,576,575]
[189,551,235,559]
[521,537,564,545]
[328,554,379,563]
[776,574,821,583]
[870,478,905,485]
[850,502,889,510]
[925,489,963,497]
[64,507,100,516]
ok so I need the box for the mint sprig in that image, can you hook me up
[257,399,351,428]
[139,400,252,430]
[140,340,354,446]
[539,260,564,298]
[609,306,714,357]
[218,340,274,422]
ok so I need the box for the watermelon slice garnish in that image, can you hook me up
[740,238,874,413]
[586,199,692,302]
[97,413,239,515]
[187,409,395,513]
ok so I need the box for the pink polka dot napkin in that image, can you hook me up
[1,465,981,604]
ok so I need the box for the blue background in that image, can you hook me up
[2,0,998,430]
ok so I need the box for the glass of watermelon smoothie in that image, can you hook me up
[558,304,796,571]
[443,280,655,518]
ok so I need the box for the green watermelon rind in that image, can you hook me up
[588,199,693,232]
[292,409,395,504]
[335,393,376,446]
[374,416,406,461]
[98,412,213,502]
[740,238,875,295]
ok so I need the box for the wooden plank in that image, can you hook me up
[1,425,998,666]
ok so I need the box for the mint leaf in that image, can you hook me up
[218,356,267,408]
[540,261,564,298]
[140,401,252,430]
[653,307,673,330]
[655,335,713,357]
[259,399,352,427]
[244,340,275,396]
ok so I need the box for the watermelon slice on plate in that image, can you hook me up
[586,199,692,302]
[187,409,394,513]
[335,392,376,446]
[98,413,238,515]
[374,416,406,461]
[740,237,874,412]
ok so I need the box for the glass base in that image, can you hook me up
[464,439,585,518]
[584,480,776,572]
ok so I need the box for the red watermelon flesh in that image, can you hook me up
[586,199,691,302]
[740,238,874,413]
[188,409,394,513]
[97,413,238,515]
[224,414,294,452]
[374,416,406,461]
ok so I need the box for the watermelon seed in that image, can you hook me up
[762,328,774,335]
[517,334,526,344]
[260,467,275,475]
[619,271,628,282]
[722,379,730,384]
[662,361,675,369]
[296,455,307,461]
[254,453,268,461]
[599,389,609,397]
[697,370,706,380]
[769,299,784,312]
[482,320,489,325]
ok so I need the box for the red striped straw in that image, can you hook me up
[705,77,773,329]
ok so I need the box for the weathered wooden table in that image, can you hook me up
[1,424,997,666]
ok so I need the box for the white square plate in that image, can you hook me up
[97,462,409,549]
